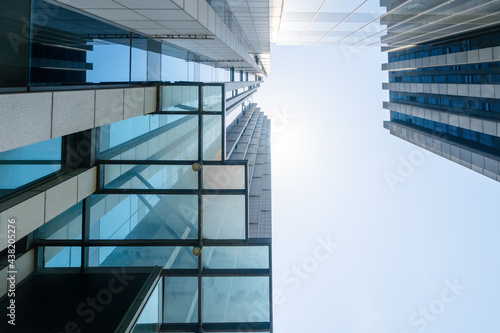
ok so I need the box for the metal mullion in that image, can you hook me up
[96,189,199,195]
[201,268,269,276]
[197,83,205,331]
[268,244,274,333]
[160,269,199,277]
[81,197,90,272]
[245,161,249,242]
[34,239,199,247]
[222,84,227,161]
[100,160,197,165]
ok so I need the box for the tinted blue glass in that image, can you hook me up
[132,281,161,332]
[90,194,198,240]
[203,277,270,323]
[89,246,197,268]
[99,115,199,161]
[87,43,130,83]
[0,137,61,196]
[44,246,81,268]
[163,277,198,323]
[203,246,269,269]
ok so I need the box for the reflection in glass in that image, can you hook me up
[44,247,81,268]
[0,137,61,198]
[203,246,269,269]
[203,115,222,160]
[203,165,245,190]
[90,194,198,240]
[89,246,197,268]
[36,202,82,240]
[203,195,245,239]
[161,86,198,111]
[163,277,198,323]
[202,86,223,111]
[203,277,270,323]
[131,281,161,333]
[103,164,197,190]
[100,115,199,161]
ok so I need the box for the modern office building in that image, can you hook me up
[380,0,500,181]
[0,0,272,332]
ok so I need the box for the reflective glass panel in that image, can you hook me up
[100,115,199,161]
[203,246,269,269]
[203,165,245,190]
[203,277,270,323]
[203,115,222,161]
[132,281,161,333]
[103,164,197,190]
[202,86,223,111]
[0,137,61,197]
[161,86,198,111]
[44,246,81,268]
[36,202,82,240]
[89,246,198,268]
[203,195,245,239]
[90,194,198,240]
[163,277,198,323]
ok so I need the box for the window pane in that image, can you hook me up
[203,277,270,323]
[202,86,222,111]
[0,137,61,197]
[163,277,198,323]
[203,246,269,269]
[89,246,198,268]
[103,164,197,190]
[161,86,198,111]
[90,194,198,240]
[203,115,222,161]
[44,247,81,268]
[203,165,245,190]
[132,281,161,333]
[37,202,82,240]
[100,115,199,161]
[203,195,245,239]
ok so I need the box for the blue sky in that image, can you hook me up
[255,44,500,333]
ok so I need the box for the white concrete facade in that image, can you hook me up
[0,87,156,153]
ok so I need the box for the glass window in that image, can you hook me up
[103,164,197,190]
[0,137,62,198]
[202,86,223,111]
[90,194,198,240]
[161,86,198,111]
[89,246,198,268]
[132,281,162,333]
[203,277,270,323]
[203,195,245,239]
[203,115,222,161]
[44,246,81,268]
[100,115,199,161]
[163,277,198,324]
[203,246,269,269]
[203,165,245,190]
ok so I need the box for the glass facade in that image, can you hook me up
[29,83,271,332]
[0,0,270,331]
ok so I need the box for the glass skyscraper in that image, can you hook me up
[381,0,500,181]
[0,1,272,332]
